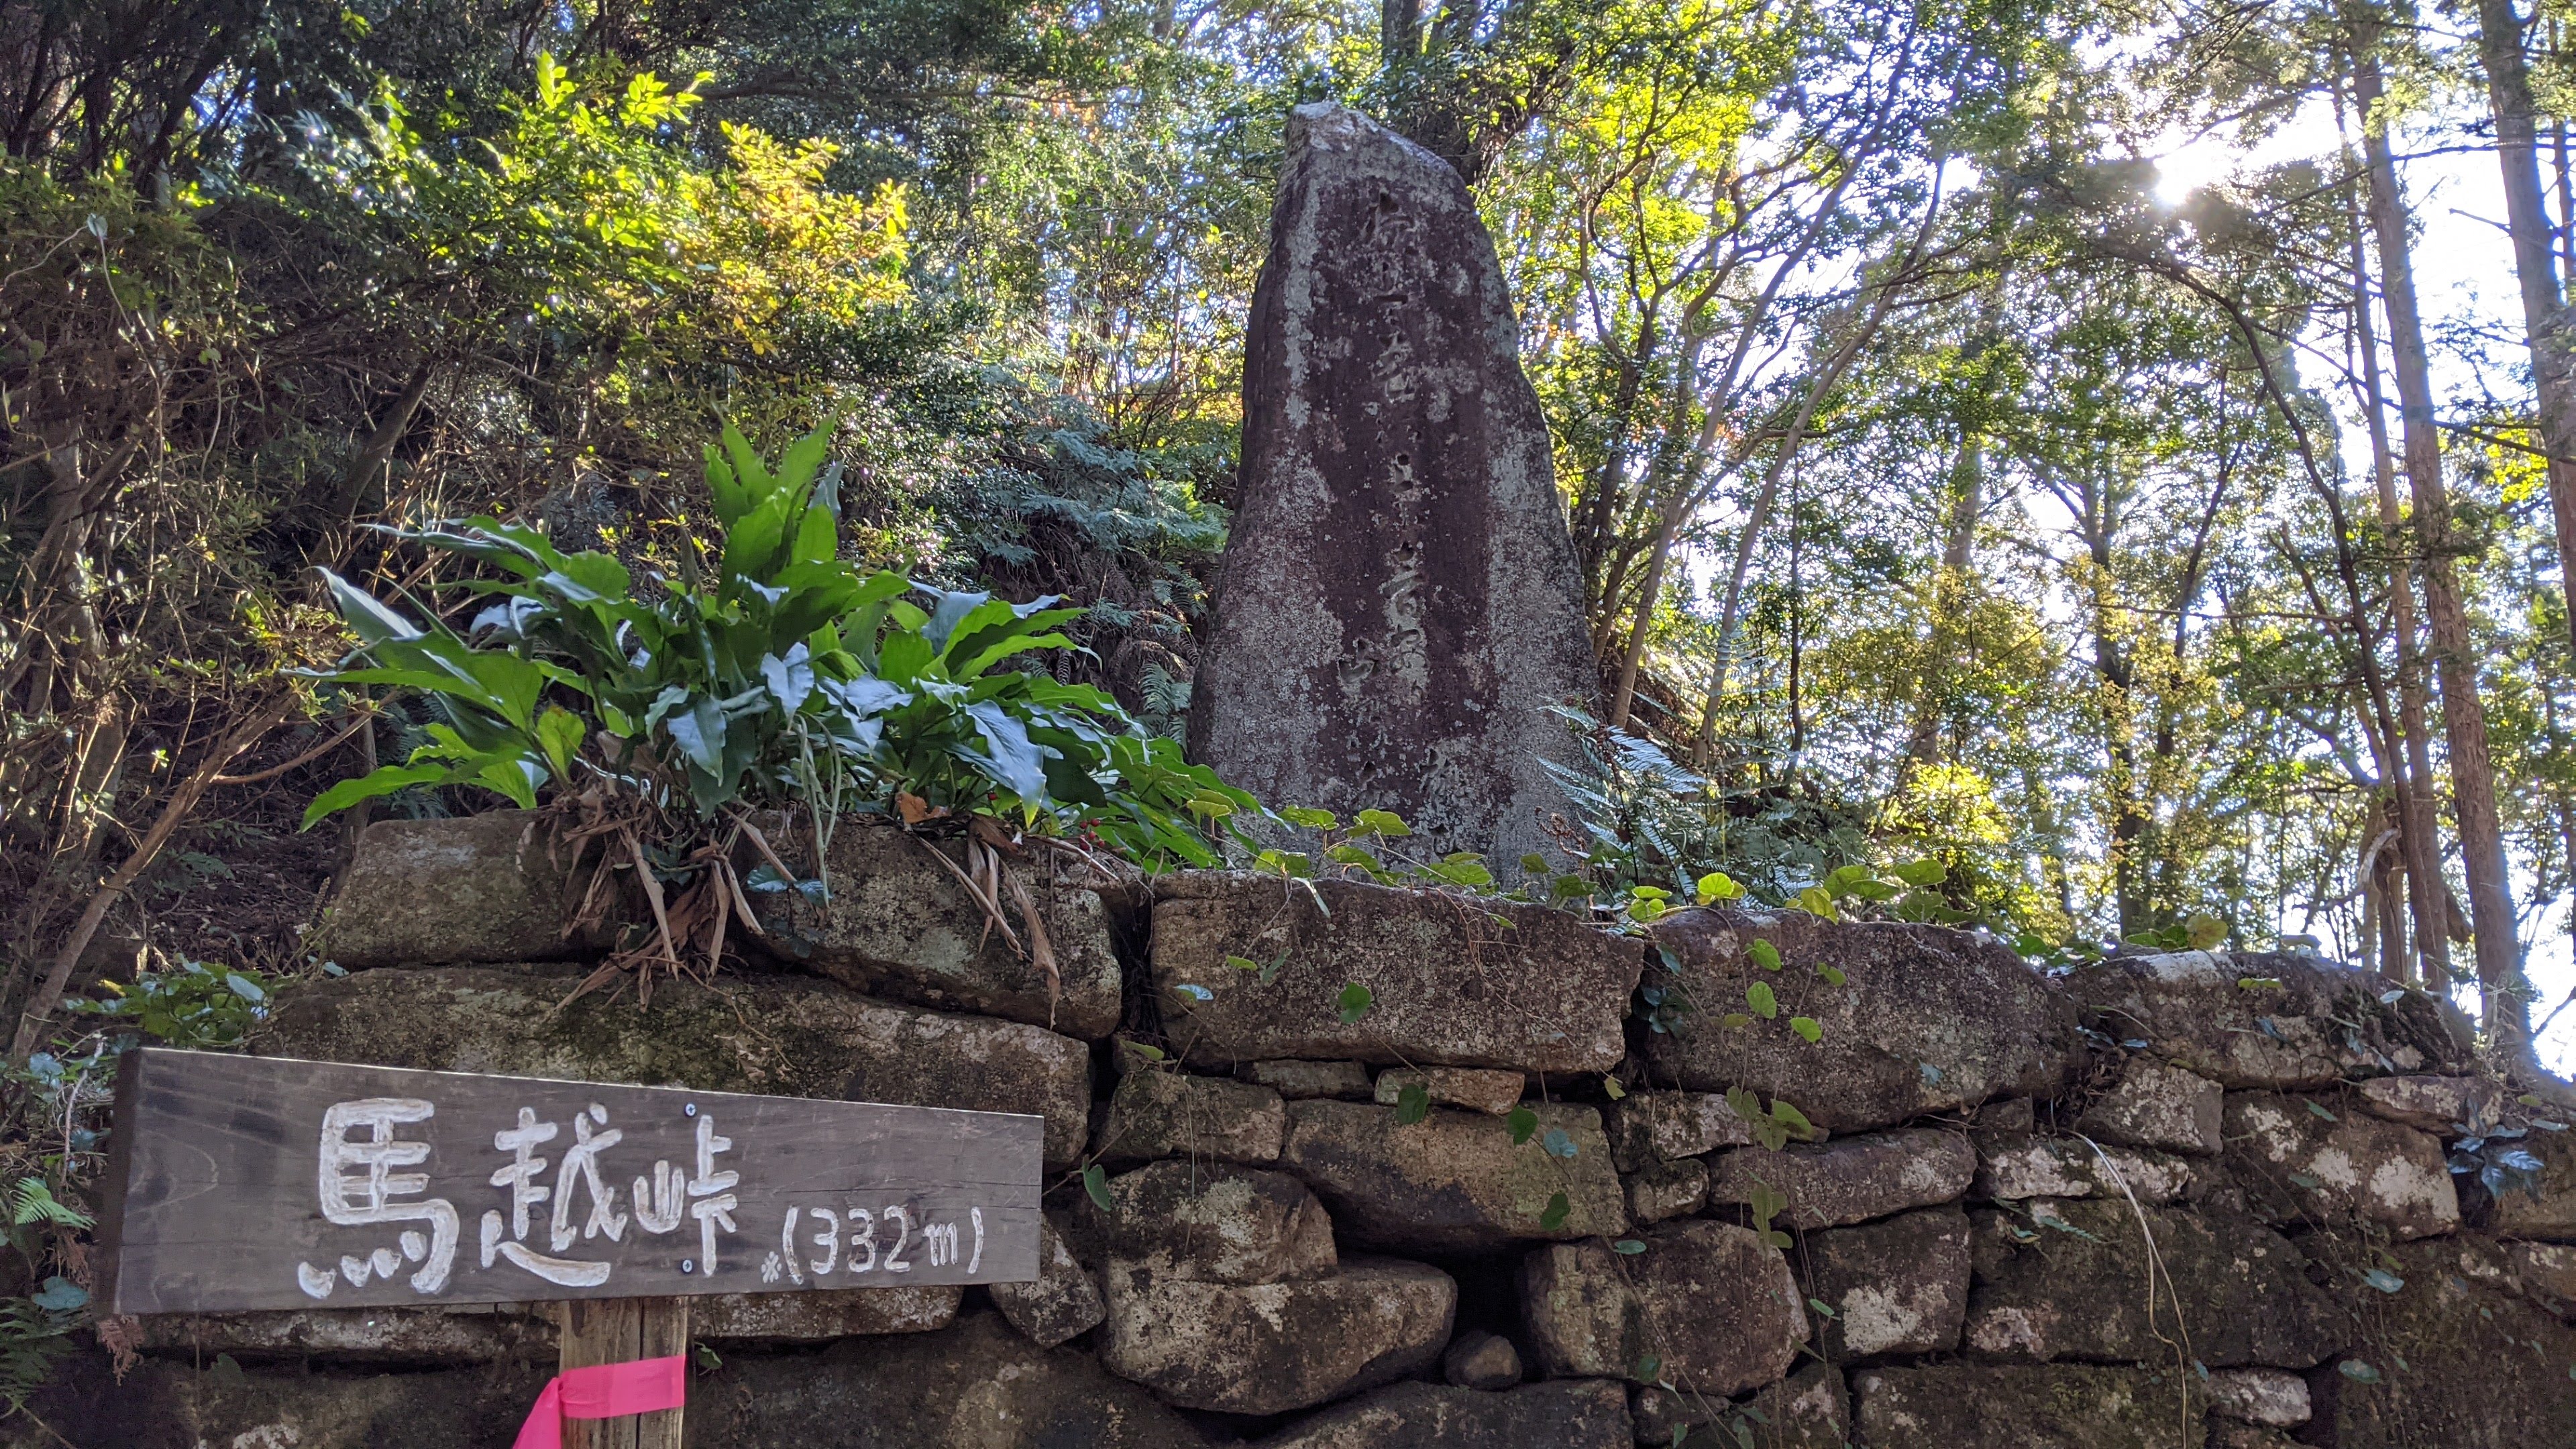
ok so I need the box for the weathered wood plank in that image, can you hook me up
[101,1048,1042,1316]
[560,1297,686,1449]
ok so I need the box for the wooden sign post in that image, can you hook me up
[99,1049,1045,1444]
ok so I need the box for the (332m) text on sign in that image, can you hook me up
[99,1049,1042,1316]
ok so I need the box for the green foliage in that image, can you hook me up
[1743,1181,1794,1250]
[1727,1086,1819,1152]
[0,1296,78,1413]
[6,1182,88,1234]
[62,961,272,1049]
[1543,708,1892,914]
[2450,1130,2551,1202]
[1334,983,1375,1024]
[282,53,913,460]
[306,424,1253,867]
[0,956,280,1415]
[1393,1082,1432,1125]
[2122,912,2231,953]
[1260,807,1499,893]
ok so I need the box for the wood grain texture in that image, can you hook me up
[101,1048,1042,1315]
[559,1297,686,1449]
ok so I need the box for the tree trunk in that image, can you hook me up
[2475,0,2576,662]
[2341,123,2449,987]
[2355,36,2530,1057]
[1905,427,1984,768]
[1380,0,1422,64]
[323,360,435,541]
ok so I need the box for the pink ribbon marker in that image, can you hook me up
[513,1354,688,1449]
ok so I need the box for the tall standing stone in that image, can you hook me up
[1190,102,1595,872]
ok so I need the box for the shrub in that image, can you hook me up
[304,424,1257,989]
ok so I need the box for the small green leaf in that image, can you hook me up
[1695,870,1746,903]
[1225,955,1260,973]
[31,1276,86,1312]
[1395,1082,1432,1124]
[1807,1297,1837,1318]
[2305,1099,2337,1122]
[1815,965,1847,985]
[1794,885,1837,920]
[1721,1012,1752,1029]
[1507,1105,1540,1144]
[535,703,586,781]
[2339,1359,2381,1383]
[1326,843,1386,873]
[1336,982,1374,1023]
[1120,1040,1166,1062]
[1602,1075,1627,1100]
[2362,1269,2405,1294]
[1539,1191,1570,1230]
[2289,1172,2322,1189]
[1746,981,1778,1018]
[1633,1354,1661,1382]
[1726,1086,1764,1124]
[1430,853,1494,888]
[1611,1239,1647,1255]
[1788,1016,1822,1043]
[1353,808,1412,838]
[1770,1099,1815,1138]
[1748,939,1782,971]
[1082,1165,1114,1214]
[1280,806,1338,829]
[1255,848,1314,878]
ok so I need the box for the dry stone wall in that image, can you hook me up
[36,810,2576,1448]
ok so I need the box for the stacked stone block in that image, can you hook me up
[38,811,2576,1448]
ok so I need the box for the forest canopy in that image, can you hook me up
[9,0,2576,1080]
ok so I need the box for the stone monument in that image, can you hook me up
[1189,102,1596,873]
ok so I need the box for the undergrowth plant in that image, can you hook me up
[305,423,1256,998]
[0,960,285,1410]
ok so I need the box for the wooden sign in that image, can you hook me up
[99,1048,1043,1316]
